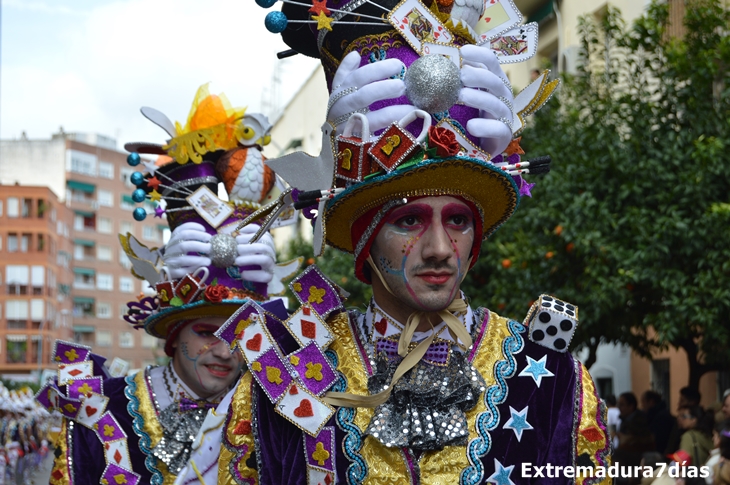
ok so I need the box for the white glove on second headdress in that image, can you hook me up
[163,222,276,284]
[459,45,515,157]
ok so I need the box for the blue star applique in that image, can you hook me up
[518,354,554,387]
[488,458,515,485]
[503,405,533,441]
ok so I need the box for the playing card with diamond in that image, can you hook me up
[249,347,293,403]
[95,411,127,443]
[104,439,133,471]
[67,376,103,400]
[490,22,538,64]
[100,463,140,485]
[76,392,110,428]
[58,361,93,386]
[215,300,267,353]
[52,340,91,364]
[276,383,335,437]
[388,0,453,55]
[476,0,522,44]
[288,341,337,397]
[284,304,333,350]
[289,265,344,318]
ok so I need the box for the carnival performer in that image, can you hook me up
[35,85,300,485]
[194,0,613,483]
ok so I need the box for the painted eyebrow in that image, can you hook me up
[191,323,219,334]
[386,204,433,223]
[441,203,474,219]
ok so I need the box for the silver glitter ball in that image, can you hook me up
[404,54,462,113]
[209,233,238,268]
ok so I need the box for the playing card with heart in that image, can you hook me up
[388,0,453,52]
[490,22,539,64]
[215,300,267,353]
[75,392,110,429]
[476,0,523,44]
[276,383,334,437]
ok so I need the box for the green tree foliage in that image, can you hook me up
[461,0,730,386]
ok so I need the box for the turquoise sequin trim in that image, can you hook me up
[326,349,368,485]
[460,320,525,485]
[125,373,164,485]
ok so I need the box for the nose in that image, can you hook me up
[420,219,454,263]
[208,339,234,360]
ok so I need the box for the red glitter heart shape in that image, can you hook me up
[85,405,98,416]
[290,385,299,395]
[293,399,314,418]
[374,318,388,335]
[246,334,262,351]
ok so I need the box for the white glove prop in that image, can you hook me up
[327,51,415,137]
[163,222,213,279]
[234,224,276,284]
[458,45,515,157]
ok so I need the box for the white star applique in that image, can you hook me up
[487,458,515,485]
[503,405,533,441]
[518,355,554,388]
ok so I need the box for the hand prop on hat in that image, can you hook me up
[163,222,276,285]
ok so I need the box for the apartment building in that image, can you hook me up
[0,186,73,377]
[1,131,167,373]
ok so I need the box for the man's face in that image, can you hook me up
[617,396,634,418]
[370,196,475,314]
[171,317,242,399]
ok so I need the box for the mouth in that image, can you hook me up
[204,363,233,378]
[415,272,453,285]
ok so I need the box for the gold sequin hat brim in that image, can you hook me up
[324,156,520,253]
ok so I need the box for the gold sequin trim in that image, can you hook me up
[219,372,258,485]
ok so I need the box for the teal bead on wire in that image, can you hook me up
[132,208,147,221]
[126,152,141,166]
[132,189,147,203]
[130,171,145,187]
[256,0,277,7]
[265,11,288,33]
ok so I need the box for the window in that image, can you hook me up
[119,251,131,269]
[142,226,158,242]
[6,300,28,327]
[0,200,3,216]
[96,302,111,319]
[97,274,113,291]
[30,299,44,322]
[7,197,19,217]
[6,266,29,295]
[119,277,134,293]
[120,168,135,188]
[67,149,97,176]
[37,234,45,252]
[97,245,112,262]
[20,234,31,252]
[119,303,129,318]
[98,217,113,234]
[8,234,18,252]
[6,337,27,364]
[98,190,113,207]
[96,330,112,347]
[119,332,134,348]
[98,162,114,179]
[0,235,2,251]
[37,199,46,218]
[21,198,32,218]
[31,266,44,295]
[142,334,159,349]
[120,221,134,236]
[73,271,95,289]
[73,299,94,318]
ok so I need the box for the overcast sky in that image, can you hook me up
[0,0,320,149]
